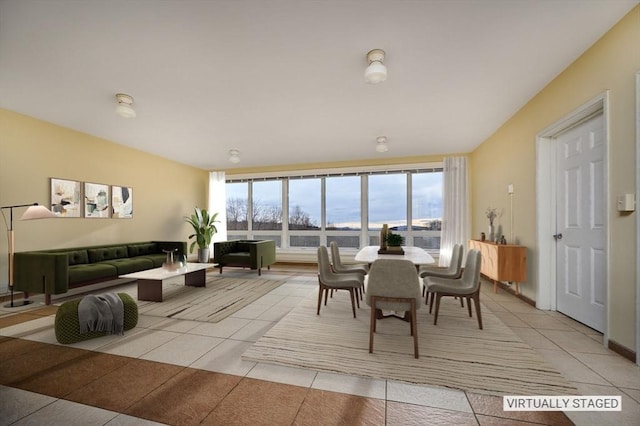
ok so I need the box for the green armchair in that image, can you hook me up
[213,240,276,275]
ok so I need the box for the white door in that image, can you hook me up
[555,113,606,332]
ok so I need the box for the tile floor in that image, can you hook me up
[1,265,639,425]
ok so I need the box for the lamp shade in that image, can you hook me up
[20,205,56,220]
[365,61,387,84]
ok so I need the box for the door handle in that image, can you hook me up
[553,233,563,241]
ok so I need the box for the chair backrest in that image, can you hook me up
[445,243,464,275]
[460,249,482,292]
[329,241,343,269]
[317,246,333,281]
[366,259,421,311]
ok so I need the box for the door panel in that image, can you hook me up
[556,113,606,332]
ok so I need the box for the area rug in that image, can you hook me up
[136,275,285,323]
[243,291,578,397]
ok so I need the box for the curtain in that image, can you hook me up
[208,171,227,243]
[439,157,470,266]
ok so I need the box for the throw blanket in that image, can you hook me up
[78,293,124,335]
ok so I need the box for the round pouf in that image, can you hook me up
[54,292,138,344]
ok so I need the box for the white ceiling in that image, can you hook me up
[1,0,637,170]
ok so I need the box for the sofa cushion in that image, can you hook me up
[87,246,128,263]
[127,243,158,257]
[137,254,169,268]
[67,250,89,266]
[103,257,154,274]
[222,252,250,265]
[68,263,118,285]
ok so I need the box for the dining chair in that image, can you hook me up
[421,243,464,309]
[425,249,483,330]
[366,259,422,358]
[329,241,368,300]
[317,245,363,318]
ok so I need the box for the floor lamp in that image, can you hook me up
[1,203,56,308]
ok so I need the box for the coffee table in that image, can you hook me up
[120,263,213,302]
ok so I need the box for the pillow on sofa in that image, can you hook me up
[127,243,158,257]
[88,246,128,263]
[67,250,89,265]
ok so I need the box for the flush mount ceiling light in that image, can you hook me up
[375,136,389,153]
[115,93,136,118]
[228,149,241,164]
[364,49,387,84]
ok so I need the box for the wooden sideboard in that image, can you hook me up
[468,240,527,294]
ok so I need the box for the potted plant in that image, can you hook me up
[184,207,219,263]
[385,232,404,252]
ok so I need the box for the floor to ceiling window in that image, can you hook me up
[226,165,442,252]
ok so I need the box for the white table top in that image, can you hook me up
[119,262,213,280]
[355,246,435,265]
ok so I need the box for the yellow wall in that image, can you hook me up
[470,6,639,350]
[0,109,208,292]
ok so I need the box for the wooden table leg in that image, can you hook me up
[138,279,163,302]
[185,268,206,287]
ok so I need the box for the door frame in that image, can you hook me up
[635,72,640,366]
[535,92,610,345]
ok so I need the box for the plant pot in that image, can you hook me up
[197,248,210,263]
[387,245,402,252]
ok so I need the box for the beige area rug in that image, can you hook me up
[243,291,578,397]
[136,275,285,323]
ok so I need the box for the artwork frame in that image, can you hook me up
[111,185,133,218]
[50,178,82,218]
[84,182,110,218]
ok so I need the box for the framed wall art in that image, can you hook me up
[84,182,110,218]
[111,185,133,218]
[50,178,82,217]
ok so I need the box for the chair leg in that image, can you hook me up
[467,296,472,317]
[317,285,324,315]
[411,299,419,358]
[460,297,464,308]
[424,290,429,306]
[429,292,435,314]
[472,290,483,330]
[324,287,329,305]
[349,289,357,318]
[433,293,442,325]
[369,299,376,353]
[355,290,360,308]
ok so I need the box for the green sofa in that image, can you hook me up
[213,240,276,276]
[14,241,186,305]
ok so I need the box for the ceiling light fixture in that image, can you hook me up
[364,49,387,84]
[375,136,389,153]
[115,93,136,118]
[228,149,241,164]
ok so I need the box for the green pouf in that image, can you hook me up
[55,292,138,344]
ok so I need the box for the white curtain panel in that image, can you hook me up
[439,157,470,266]
[208,171,227,243]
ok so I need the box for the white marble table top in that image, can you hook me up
[119,262,213,280]
[355,246,435,265]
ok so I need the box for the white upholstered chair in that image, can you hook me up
[425,249,483,330]
[366,259,422,358]
[317,245,363,318]
[421,243,464,309]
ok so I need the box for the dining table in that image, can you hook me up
[355,246,435,268]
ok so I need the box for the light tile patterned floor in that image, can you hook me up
[1,265,639,425]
